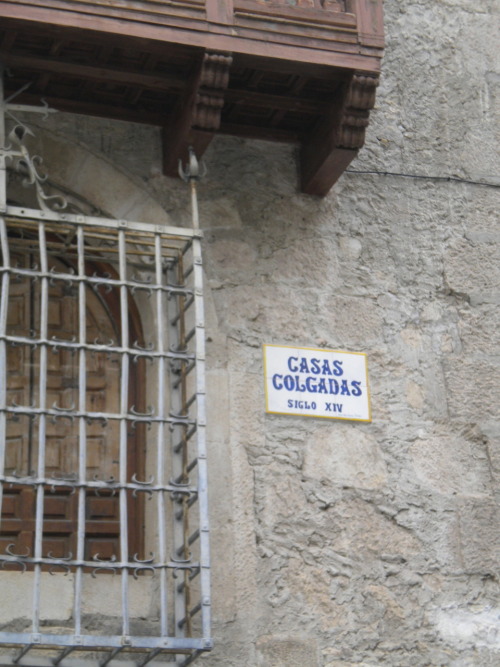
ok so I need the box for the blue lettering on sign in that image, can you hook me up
[286,355,345,377]
[287,399,317,411]
[325,402,343,413]
[274,371,362,396]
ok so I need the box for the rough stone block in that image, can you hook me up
[256,636,319,667]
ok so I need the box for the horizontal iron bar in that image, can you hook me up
[0,555,200,572]
[0,631,210,651]
[0,475,198,495]
[1,334,195,361]
[2,405,195,427]
[6,206,202,241]
[0,266,194,297]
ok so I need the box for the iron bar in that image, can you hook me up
[136,648,162,667]
[52,646,77,665]
[176,567,200,593]
[0,475,198,495]
[0,554,200,571]
[0,264,195,297]
[1,404,194,427]
[191,211,211,646]
[32,220,49,634]
[175,493,198,520]
[175,530,200,557]
[12,643,34,663]
[177,603,202,630]
[167,259,189,645]
[173,425,197,454]
[100,647,124,667]
[0,70,7,531]
[154,230,169,637]
[0,64,6,213]
[0,631,208,651]
[0,333,195,361]
[172,361,196,389]
[177,649,203,667]
[0,218,10,529]
[74,224,87,636]
[170,296,195,326]
[118,228,130,636]
[5,205,199,240]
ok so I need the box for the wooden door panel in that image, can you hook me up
[1,249,144,565]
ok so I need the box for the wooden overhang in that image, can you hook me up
[0,0,383,196]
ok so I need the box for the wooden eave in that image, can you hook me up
[0,0,384,196]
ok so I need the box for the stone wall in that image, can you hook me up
[9,0,500,665]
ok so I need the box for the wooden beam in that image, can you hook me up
[219,121,300,144]
[163,51,232,177]
[2,89,167,126]
[224,87,328,115]
[1,49,329,115]
[0,51,187,91]
[300,72,379,195]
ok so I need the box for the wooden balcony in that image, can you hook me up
[0,0,383,195]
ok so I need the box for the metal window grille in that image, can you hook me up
[0,71,211,667]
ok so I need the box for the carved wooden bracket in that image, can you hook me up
[163,51,233,177]
[300,72,379,196]
[338,73,379,149]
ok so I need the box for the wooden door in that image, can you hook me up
[1,249,143,566]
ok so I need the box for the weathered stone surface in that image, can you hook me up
[304,425,388,490]
[256,635,319,666]
[2,1,498,665]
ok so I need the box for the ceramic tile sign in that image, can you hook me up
[263,344,371,422]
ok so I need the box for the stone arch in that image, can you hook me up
[10,123,172,225]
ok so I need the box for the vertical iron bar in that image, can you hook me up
[32,220,49,632]
[0,218,9,527]
[154,232,169,636]
[118,227,130,636]
[176,252,193,638]
[74,224,87,635]
[189,169,211,643]
[0,64,6,214]
[167,253,187,644]
[0,70,7,535]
